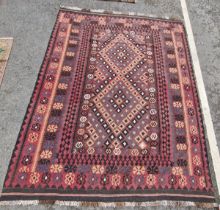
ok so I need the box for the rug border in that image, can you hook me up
[0,10,61,195]
[0,6,219,208]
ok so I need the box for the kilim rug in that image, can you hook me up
[1,8,219,208]
[0,38,13,86]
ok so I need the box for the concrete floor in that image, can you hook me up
[0,0,219,209]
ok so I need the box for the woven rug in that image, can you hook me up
[1,8,219,208]
[0,38,13,86]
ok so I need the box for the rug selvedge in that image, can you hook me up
[0,8,219,208]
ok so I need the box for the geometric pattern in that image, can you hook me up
[1,9,218,208]
[75,31,158,156]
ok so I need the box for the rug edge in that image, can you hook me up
[0,200,219,208]
[59,5,182,23]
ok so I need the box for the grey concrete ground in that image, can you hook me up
[187,0,220,149]
[0,0,219,209]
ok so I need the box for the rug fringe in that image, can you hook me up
[0,200,39,205]
[59,5,181,22]
[0,200,218,208]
